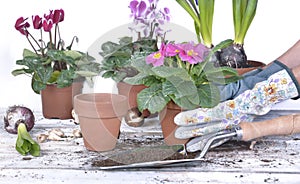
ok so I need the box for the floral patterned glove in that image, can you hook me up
[218,60,285,101]
[174,69,300,152]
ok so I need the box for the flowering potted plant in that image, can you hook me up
[124,39,240,144]
[99,0,170,126]
[175,0,264,71]
[125,39,239,113]
[12,9,100,119]
[100,0,170,83]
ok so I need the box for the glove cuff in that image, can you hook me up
[275,60,300,100]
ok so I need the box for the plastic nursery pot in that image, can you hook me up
[41,82,83,119]
[74,93,128,152]
[159,101,189,146]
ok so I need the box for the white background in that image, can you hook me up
[1,0,300,111]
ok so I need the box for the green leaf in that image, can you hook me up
[171,95,199,110]
[36,65,53,84]
[29,143,41,157]
[233,0,258,44]
[56,69,76,88]
[198,0,215,47]
[197,84,220,108]
[47,50,66,61]
[75,71,98,77]
[152,66,190,80]
[11,68,32,76]
[130,52,154,74]
[119,36,133,45]
[137,84,170,114]
[64,50,82,60]
[23,48,38,57]
[48,70,61,83]
[16,123,40,157]
[175,0,200,29]
[124,73,149,85]
[162,79,199,109]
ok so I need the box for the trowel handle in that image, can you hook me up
[239,114,300,141]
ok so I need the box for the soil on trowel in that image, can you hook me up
[92,150,198,167]
[91,133,251,168]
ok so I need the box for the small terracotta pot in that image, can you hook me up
[74,93,128,152]
[236,60,266,75]
[41,82,83,119]
[117,82,151,118]
[159,101,189,146]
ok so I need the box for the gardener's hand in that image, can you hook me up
[174,69,299,152]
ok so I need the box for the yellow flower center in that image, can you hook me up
[153,52,161,59]
[187,49,197,56]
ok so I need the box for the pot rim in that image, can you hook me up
[74,93,127,104]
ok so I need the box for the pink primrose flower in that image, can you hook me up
[165,43,182,57]
[146,43,166,66]
[178,42,208,64]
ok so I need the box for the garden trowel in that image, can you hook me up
[98,114,300,170]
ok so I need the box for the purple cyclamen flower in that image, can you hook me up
[129,0,147,18]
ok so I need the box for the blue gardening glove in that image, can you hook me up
[175,69,300,152]
[219,60,286,101]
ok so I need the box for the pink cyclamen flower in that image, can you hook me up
[32,15,42,29]
[44,10,53,20]
[42,19,53,32]
[52,9,64,24]
[15,17,30,36]
[178,42,208,64]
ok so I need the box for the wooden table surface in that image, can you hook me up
[1,107,300,184]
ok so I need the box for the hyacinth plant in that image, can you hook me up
[124,39,241,114]
[12,9,100,94]
[218,0,258,68]
[176,0,258,68]
[99,0,171,82]
[175,0,214,48]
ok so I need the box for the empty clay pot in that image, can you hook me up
[74,93,128,151]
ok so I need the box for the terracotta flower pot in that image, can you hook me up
[41,82,83,119]
[236,60,266,75]
[74,93,128,152]
[117,82,151,117]
[159,101,189,146]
